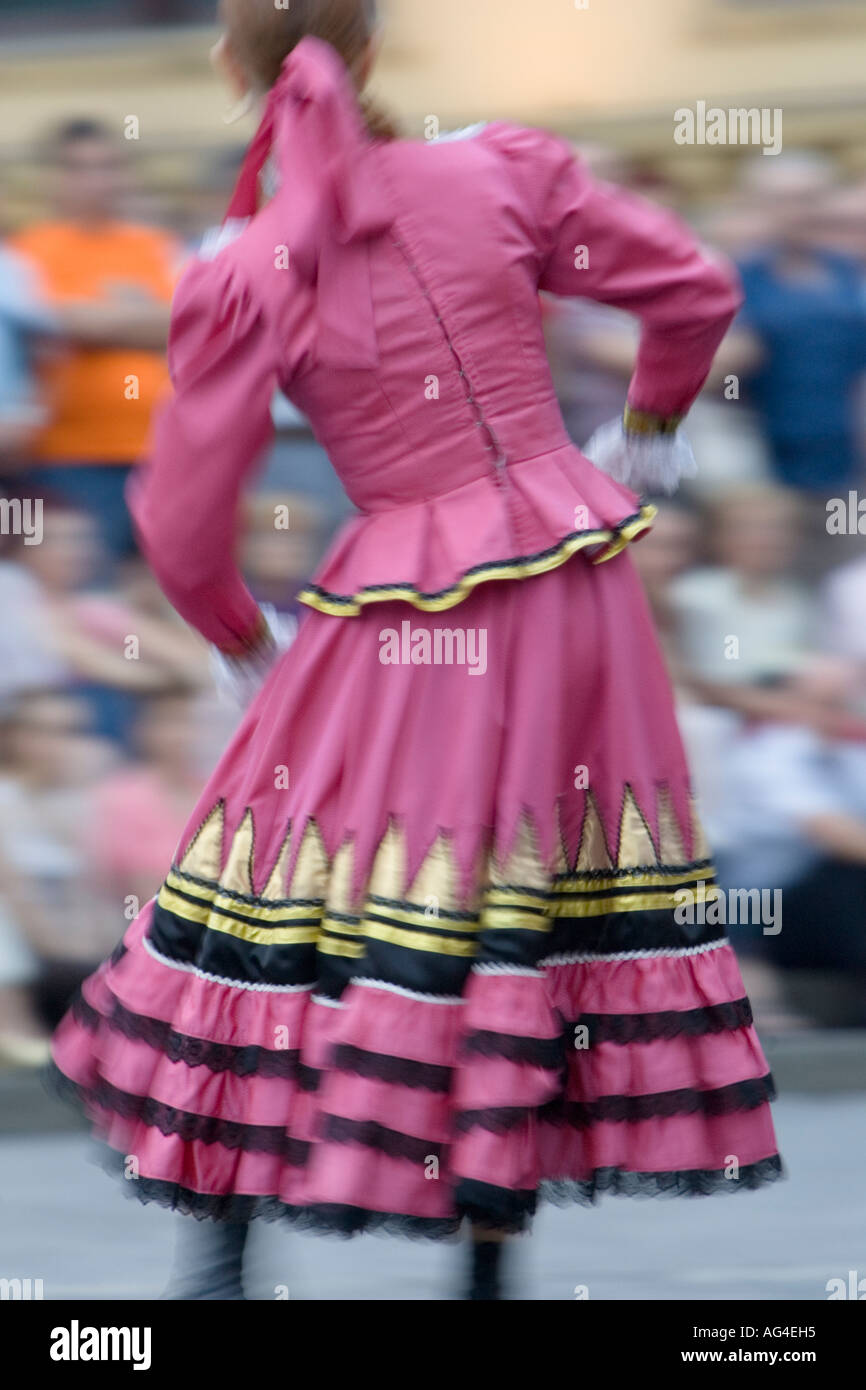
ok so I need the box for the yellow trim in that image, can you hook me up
[592,511,658,565]
[362,920,479,957]
[322,913,364,938]
[297,506,657,617]
[158,882,322,945]
[622,405,684,438]
[479,908,557,933]
[365,902,480,932]
[484,866,715,910]
[554,866,717,894]
[479,886,721,925]
[552,885,724,919]
[163,872,322,927]
[157,847,718,955]
[317,936,365,959]
[158,884,321,946]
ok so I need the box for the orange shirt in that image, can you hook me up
[12,221,179,464]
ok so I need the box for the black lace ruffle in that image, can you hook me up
[72,993,320,1089]
[322,1112,444,1164]
[47,1065,310,1163]
[46,1064,782,1236]
[541,1154,784,1205]
[331,1044,452,1092]
[456,1073,776,1135]
[94,1142,462,1238]
[575,998,753,1046]
[460,1029,567,1069]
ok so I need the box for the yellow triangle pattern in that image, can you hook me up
[174,783,707,909]
[178,803,224,882]
[617,787,658,869]
[576,794,613,873]
[261,826,292,902]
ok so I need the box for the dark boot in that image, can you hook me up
[465,1236,506,1300]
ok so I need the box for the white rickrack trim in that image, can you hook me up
[539,939,729,967]
[351,977,463,1005]
[471,963,545,979]
[311,994,345,1010]
[142,935,315,994]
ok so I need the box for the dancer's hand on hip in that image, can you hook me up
[210,604,298,709]
[583,417,697,497]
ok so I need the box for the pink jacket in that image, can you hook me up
[130,37,740,651]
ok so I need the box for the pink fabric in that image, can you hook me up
[53,39,774,1229]
[51,557,779,1221]
[129,36,740,649]
[53,947,775,1211]
[176,543,692,896]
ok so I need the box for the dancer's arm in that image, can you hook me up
[128,256,278,655]
[527,129,742,423]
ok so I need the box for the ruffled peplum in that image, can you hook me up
[298,444,656,616]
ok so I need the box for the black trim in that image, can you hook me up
[73,993,319,1087]
[456,1073,776,1135]
[45,1064,782,1238]
[50,1068,310,1163]
[542,1155,784,1205]
[322,1113,444,1164]
[96,1142,463,1238]
[575,998,753,1046]
[147,903,319,990]
[332,1044,452,1092]
[460,1028,567,1069]
[354,939,475,999]
[545,909,727,959]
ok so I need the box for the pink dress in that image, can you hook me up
[52,37,780,1234]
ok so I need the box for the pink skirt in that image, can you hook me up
[52,550,781,1235]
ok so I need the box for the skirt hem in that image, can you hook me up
[45,1060,784,1240]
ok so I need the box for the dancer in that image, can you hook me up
[51,0,781,1301]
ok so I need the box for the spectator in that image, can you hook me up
[0,241,54,467]
[242,491,324,614]
[0,690,120,1029]
[12,119,179,560]
[712,660,866,1027]
[87,688,206,913]
[669,485,817,712]
[734,152,866,496]
[11,503,208,742]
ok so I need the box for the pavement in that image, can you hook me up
[0,1093,862,1300]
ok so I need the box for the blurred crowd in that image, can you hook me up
[1,115,866,1064]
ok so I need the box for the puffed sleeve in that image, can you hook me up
[487,123,742,424]
[128,254,279,652]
